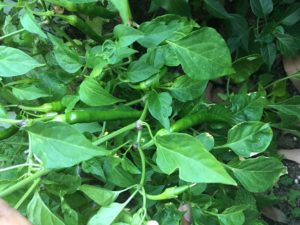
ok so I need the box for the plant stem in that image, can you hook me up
[14,178,40,209]
[0,169,50,197]
[93,123,136,146]
[264,71,300,89]
[0,28,26,41]
[0,163,40,173]
[0,118,23,125]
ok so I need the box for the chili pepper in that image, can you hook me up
[19,101,64,113]
[45,0,116,19]
[0,125,19,140]
[65,109,142,124]
[56,14,104,43]
[170,110,234,133]
[146,185,190,200]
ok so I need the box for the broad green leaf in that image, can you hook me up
[27,192,65,225]
[138,14,196,48]
[250,0,273,17]
[101,40,136,65]
[0,104,7,118]
[48,34,82,73]
[88,194,134,225]
[61,202,78,225]
[152,0,190,17]
[20,8,47,38]
[230,92,265,123]
[0,46,43,77]
[260,43,276,71]
[196,132,214,151]
[204,0,233,19]
[109,0,131,25]
[281,3,300,26]
[153,203,183,225]
[228,157,286,192]
[207,205,247,225]
[43,171,81,196]
[79,184,119,206]
[148,91,172,129]
[155,133,236,185]
[231,55,263,83]
[126,59,159,83]
[168,28,234,80]
[222,121,273,157]
[227,14,249,52]
[79,77,122,106]
[82,158,105,178]
[103,157,137,188]
[65,0,97,2]
[12,85,50,100]
[275,32,300,56]
[169,76,207,102]
[268,96,300,120]
[26,122,108,169]
[114,24,144,47]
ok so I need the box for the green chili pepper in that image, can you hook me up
[57,14,104,43]
[65,109,142,124]
[19,101,64,113]
[0,125,19,140]
[45,0,116,19]
[170,110,234,133]
[146,185,190,200]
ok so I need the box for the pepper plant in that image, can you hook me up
[0,0,299,225]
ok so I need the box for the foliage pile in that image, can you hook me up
[0,0,300,224]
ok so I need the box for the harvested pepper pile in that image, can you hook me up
[0,0,300,224]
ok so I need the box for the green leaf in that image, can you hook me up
[250,0,273,17]
[88,196,133,225]
[79,77,122,106]
[268,96,300,120]
[0,104,7,118]
[231,55,263,83]
[275,32,300,56]
[109,0,131,25]
[127,59,160,83]
[281,3,300,26]
[12,85,50,100]
[168,28,234,80]
[204,0,233,19]
[169,76,207,102]
[26,122,108,169]
[152,0,190,17]
[148,91,172,129]
[48,34,82,73]
[20,8,47,38]
[114,24,144,47]
[79,184,119,206]
[103,157,137,188]
[208,205,247,225]
[260,43,276,71]
[138,14,196,48]
[153,203,183,225]
[27,192,65,225]
[0,46,43,77]
[65,0,97,2]
[230,92,265,123]
[196,132,215,151]
[155,133,236,185]
[222,121,273,157]
[227,14,249,52]
[228,157,286,192]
